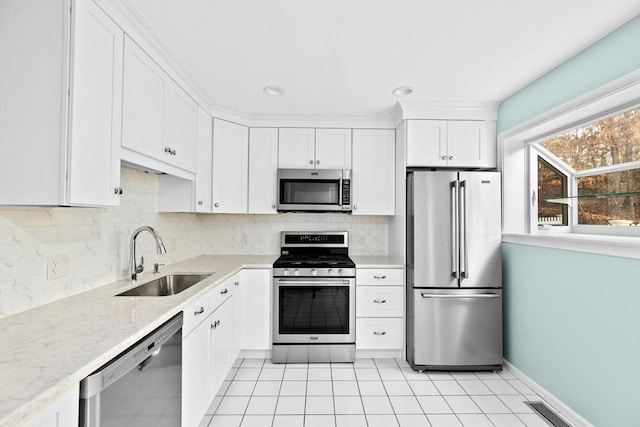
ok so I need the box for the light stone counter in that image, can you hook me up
[0,255,277,427]
[351,256,404,268]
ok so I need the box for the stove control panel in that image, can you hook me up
[274,267,355,278]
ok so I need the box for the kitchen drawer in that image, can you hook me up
[183,294,211,337]
[210,277,234,310]
[356,318,403,350]
[356,268,403,286]
[356,286,403,317]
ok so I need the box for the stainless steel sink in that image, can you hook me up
[116,274,213,296]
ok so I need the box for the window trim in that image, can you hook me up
[499,69,640,259]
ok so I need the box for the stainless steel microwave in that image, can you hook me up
[277,169,352,212]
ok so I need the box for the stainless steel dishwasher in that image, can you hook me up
[79,313,183,427]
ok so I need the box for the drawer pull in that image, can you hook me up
[373,299,387,304]
[220,288,228,295]
[373,275,387,279]
[373,331,387,336]
[234,281,239,286]
[194,307,205,315]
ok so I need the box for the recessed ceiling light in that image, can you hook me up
[263,86,286,96]
[392,86,413,97]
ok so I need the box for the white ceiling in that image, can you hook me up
[121,0,639,119]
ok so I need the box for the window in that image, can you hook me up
[529,106,640,233]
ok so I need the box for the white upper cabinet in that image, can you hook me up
[278,128,316,168]
[212,119,249,213]
[406,120,495,168]
[278,128,352,169]
[0,0,123,207]
[315,129,352,169]
[165,81,198,172]
[446,120,491,167]
[195,107,213,213]
[248,128,279,214]
[352,129,395,215]
[406,120,448,167]
[121,36,197,176]
[121,36,164,161]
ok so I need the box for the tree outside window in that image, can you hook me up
[536,106,640,226]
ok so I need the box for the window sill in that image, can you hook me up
[502,233,640,260]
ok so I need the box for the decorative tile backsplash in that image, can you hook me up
[0,167,388,317]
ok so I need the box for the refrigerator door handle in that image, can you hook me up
[450,180,459,279]
[420,292,500,299]
[460,180,469,280]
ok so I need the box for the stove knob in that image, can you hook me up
[283,269,290,276]
[311,269,317,277]
[338,269,344,276]
[328,268,334,275]
[294,269,300,276]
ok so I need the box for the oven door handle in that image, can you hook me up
[276,279,352,285]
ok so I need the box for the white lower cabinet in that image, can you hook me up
[23,385,78,427]
[182,291,214,427]
[355,267,404,351]
[240,269,271,351]
[182,309,211,427]
[209,297,234,398]
[182,268,271,427]
[356,318,404,350]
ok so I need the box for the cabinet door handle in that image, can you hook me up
[220,288,228,295]
[234,281,239,287]
[353,205,357,210]
[211,322,216,329]
[194,307,205,315]
[442,156,447,160]
[316,160,320,165]
[272,204,276,209]
[373,275,386,280]
[373,331,386,336]
[449,156,454,160]
[113,187,123,195]
[373,299,387,304]
[198,200,204,206]
[165,147,171,153]
[309,159,314,164]
[214,203,220,208]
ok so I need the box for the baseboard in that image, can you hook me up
[238,349,404,360]
[356,349,404,359]
[503,360,594,427]
[239,349,271,359]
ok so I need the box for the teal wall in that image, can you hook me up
[498,13,640,427]
[502,244,640,426]
[497,15,640,133]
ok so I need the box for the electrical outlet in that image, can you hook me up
[358,236,366,247]
[47,255,70,280]
[241,233,248,247]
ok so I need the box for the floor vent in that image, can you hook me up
[525,401,573,427]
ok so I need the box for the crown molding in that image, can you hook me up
[96,0,250,125]
[248,114,395,129]
[397,101,499,121]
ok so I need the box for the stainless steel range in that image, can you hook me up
[272,231,356,363]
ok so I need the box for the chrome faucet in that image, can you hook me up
[130,226,167,281]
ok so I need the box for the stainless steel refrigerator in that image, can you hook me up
[406,171,502,371]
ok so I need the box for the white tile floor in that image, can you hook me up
[198,358,561,427]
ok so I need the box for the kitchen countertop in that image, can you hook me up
[0,254,402,426]
[351,256,404,268]
[0,255,275,427]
